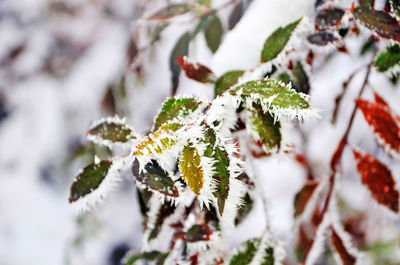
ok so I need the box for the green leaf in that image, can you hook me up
[292,61,310,94]
[235,193,254,226]
[248,103,281,151]
[123,251,169,265]
[146,4,193,20]
[148,203,177,240]
[277,72,292,85]
[204,129,230,215]
[179,145,204,195]
[315,8,345,29]
[230,79,310,112]
[132,159,179,197]
[88,118,135,144]
[360,37,377,55]
[153,97,201,131]
[374,44,400,72]
[353,7,400,42]
[261,18,302,62]
[228,237,275,265]
[170,32,191,96]
[186,224,212,242]
[204,14,223,53]
[214,70,245,97]
[198,0,211,8]
[69,160,113,203]
[228,238,259,265]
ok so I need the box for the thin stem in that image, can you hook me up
[301,59,374,265]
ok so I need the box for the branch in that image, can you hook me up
[301,58,374,265]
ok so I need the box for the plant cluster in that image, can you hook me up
[69,0,400,264]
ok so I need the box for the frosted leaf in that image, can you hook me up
[353,7,400,42]
[69,158,128,212]
[152,97,203,132]
[132,159,179,198]
[87,116,137,147]
[230,79,319,122]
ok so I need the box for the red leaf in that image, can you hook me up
[330,227,357,265]
[353,150,399,213]
[294,182,319,217]
[356,99,400,157]
[176,56,215,83]
[373,91,389,107]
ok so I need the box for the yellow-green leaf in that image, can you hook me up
[179,145,204,195]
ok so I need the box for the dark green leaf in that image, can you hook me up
[204,129,230,215]
[353,7,400,41]
[261,18,302,62]
[230,79,310,111]
[69,160,112,203]
[235,193,253,225]
[214,70,245,97]
[360,37,377,55]
[132,159,179,197]
[146,4,193,20]
[123,250,169,265]
[307,32,338,46]
[148,203,177,240]
[228,238,259,265]
[228,237,275,265]
[315,8,345,29]
[292,61,310,94]
[204,14,223,53]
[153,97,201,131]
[136,188,152,216]
[170,32,191,96]
[186,224,212,242]
[277,72,292,85]
[88,118,135,144]
[248,103,281,151]
[374,44,400,72]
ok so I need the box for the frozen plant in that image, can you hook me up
[69,0,400,264]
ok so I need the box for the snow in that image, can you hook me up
[1,0,400,264]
